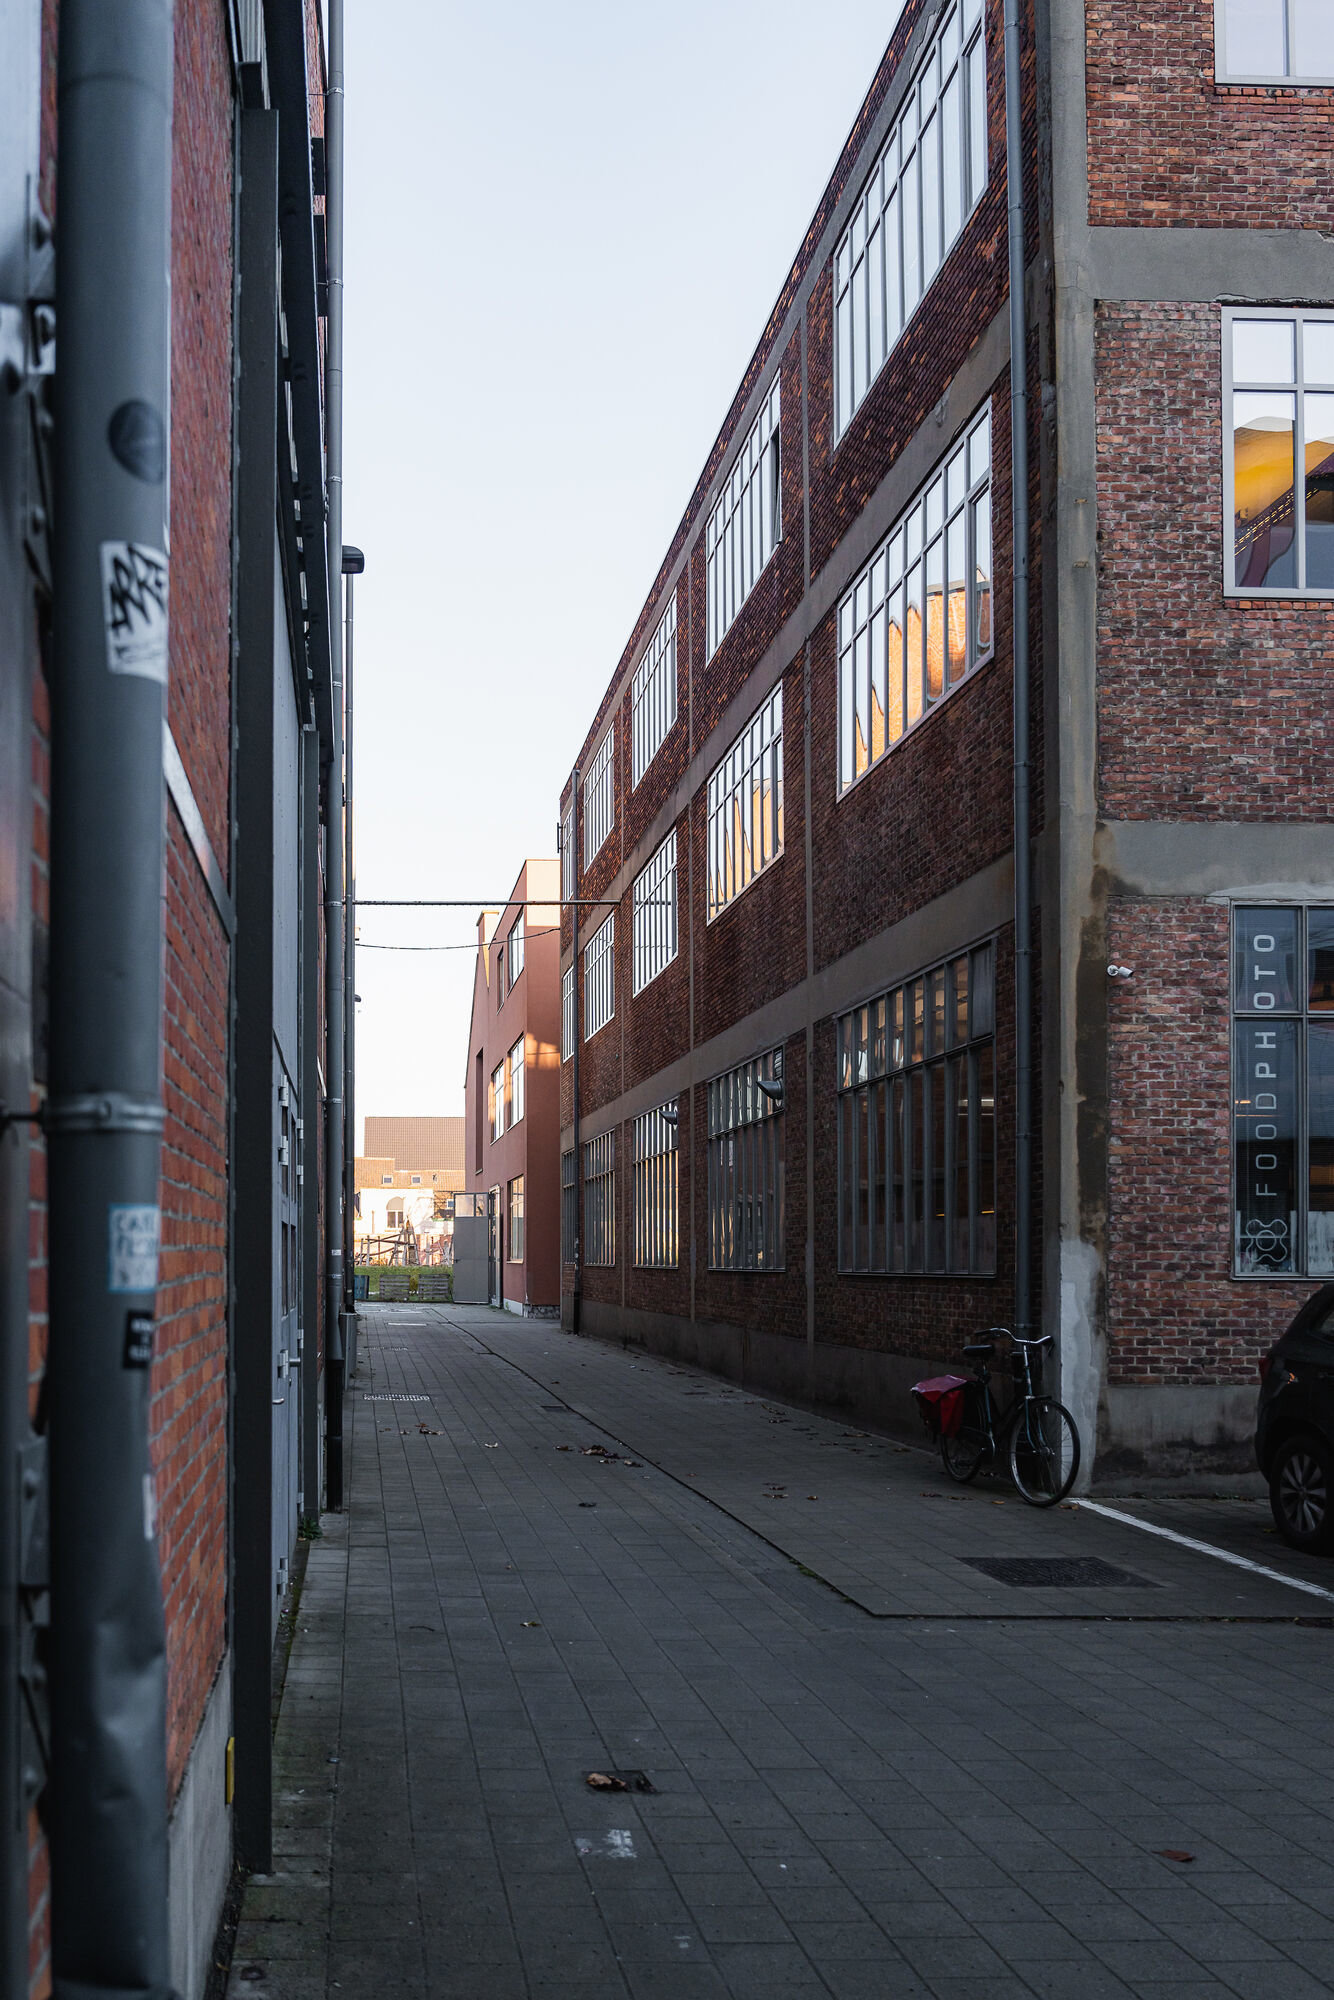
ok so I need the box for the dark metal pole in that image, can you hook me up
[568,769,582,1335]
[1004,0,1033,1338]
[323,0,346,1507]
[47,0,179,1992]
[342,547,363,1366]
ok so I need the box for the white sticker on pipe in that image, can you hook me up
[143,1473,157,1541]
[109,1204,160,1293]
[100,541,168,682]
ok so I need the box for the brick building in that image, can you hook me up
[558,0,1334,1485]
[0,1,354,1993]
[462,861,563,1315]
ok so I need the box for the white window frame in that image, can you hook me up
[1215,0,1334,81]
[632,831,678,995]
[508,1035,525,1127]
[1224,309,1334,597]
[632,596,678,786]
[838,403,993,794]
[561,805,575,900]
[707,684,784,923]
[584,911,615,1040]
[584,727,615,869]
[706,377,782,659]
[507,913,525,987]
[490,1060,505,1143]
[834,0,988,443]
[633,1104,679,1268]
[561,963,575,1062]
[583,1130,616,1267]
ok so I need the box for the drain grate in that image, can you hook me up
[364,1393,430,1404]
[962,1556,1153,1588]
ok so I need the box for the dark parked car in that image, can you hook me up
[1256,1282,1334,1554]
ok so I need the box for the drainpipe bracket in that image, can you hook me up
[41,1093,164,1136]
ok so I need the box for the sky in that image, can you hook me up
[343,0,904,1148]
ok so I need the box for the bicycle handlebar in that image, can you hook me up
[973,1326,1052,1348]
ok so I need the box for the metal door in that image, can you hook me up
[272,1060,301,1622]
[487,1187,500,1306]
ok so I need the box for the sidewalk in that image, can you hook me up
[226,1305,1334,1999]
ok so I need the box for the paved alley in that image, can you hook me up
[227,1307,1334,1999]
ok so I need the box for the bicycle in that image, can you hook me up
[939,1326,1081,1506]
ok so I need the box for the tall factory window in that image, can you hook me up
[1217,0,1334,79]
[706,377,781,658]
[632,596,678,784]
[583,1130,616,1267]
[584,912,615,1039]
[633,1105,678,1268]
[632,832,678,994]
[707,684,783,922]
[1226,312,1334,595]
[584,725,615,867]
[707,1050,784,1270]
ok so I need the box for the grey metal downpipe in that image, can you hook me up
[323,0,347,1507]
[46,1,179,1994]
[568,766,581,1335]
[1003,0,1033,1338]
[342,545,363,1368]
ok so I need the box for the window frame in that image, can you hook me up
[1223,308,1334,599]
[706,683,785,924]
[561,962,575,1063]
[583,726,615,869]
[583,1129,616,1268]
[508,1034,525,1128]
[1215,0,1334,82]
[561,1149,577,1264]
[1232,903,1334,1279]
[508,1175,525,1264]
[507,912,525,987]
[707,1048,785,1272]
[833,0,988,444]
[489,1059,505,1144]
[632,830,678,995]
[560,805,575,900]
[633,1102,679,1268]
[584,911,616,1040]
[632,596,679,787]
[705,376,782,660]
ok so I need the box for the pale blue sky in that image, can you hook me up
[345,0,904,1141]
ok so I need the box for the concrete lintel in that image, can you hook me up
[1088,226,1334,305]
[1100,819,1334,899]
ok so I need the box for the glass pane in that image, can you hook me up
[890,989,906,1071]
[856,1088,870,1266]
[1304,320,1334,385]
[1233,1019,1298,1273]
[947,513,968,684]
[1305,392,1334,588]
[890,1076,906,1270]
[909,978,925,1062]
[966,37,987,202]
[1233,390,1296,588]
[925,538,945,700]
[1311,909,1334,1011]
[1233,906,1299,1013]
[887,586,905,743]
[929,1065,947,1270]
[1309,1025,1334,1274]
[909,1071,925,1270]
[950,1054,970,1270]
[868,219,884,377]
[872,1080,888,1270]
[973,489,993,652]
[1233,317,1296,384]
[1223,0,1286,74]
[1292,0,1334,74]
[929,967,947,1056]
[941,72,962,245]
[976,1043,996,1270]
[902,150,920,314]
[970,944,994,1036]
[905,561,924,725]
[870,996,888,1077]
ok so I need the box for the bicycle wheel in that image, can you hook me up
[940,1388,989,1483]
[1008,1399,1080,1506]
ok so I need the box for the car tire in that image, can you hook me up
[1268,1432,1334,1555]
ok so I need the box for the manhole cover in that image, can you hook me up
[962,1556,1153,1588]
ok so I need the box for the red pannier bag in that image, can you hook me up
[911,1374,970,1439]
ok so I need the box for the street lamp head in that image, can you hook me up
[341,544,365,575]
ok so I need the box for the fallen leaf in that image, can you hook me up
[521,1621,541,1629]
[556,1445,572,1452]
[1157,1849,1195,1864]
[624,1460,642,1468]
[586,1771,627,1791]
[806,1495,819,1501]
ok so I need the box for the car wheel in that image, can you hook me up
[1269,1432,1334,1555]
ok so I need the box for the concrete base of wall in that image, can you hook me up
[168,1650,233,2000]
[1094,1384,1262,1489]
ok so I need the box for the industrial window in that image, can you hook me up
[633,1104,679,1267]
[561,1149,577,1263]
[1226,312,1334,595]
[508,1176,525,1263]
[706,377,782,658]
[707,1050,784,1270]
[834,0,988,441]
[508,913,525,987]
[561,963,575,1062]
[632,596,678,785]
[584,727,615,868]
[508,1036,525,1127]
[707,684,783,922]
[584,912,615,1039]
[837,942,996,1275]
[838,406,992,793]
[561,805,574,899]
[583,1130,616,1267]
[633,831,678,994]
[490,1060,505,1143]
[1233,906,1334,1276]
[1216,0,1334,79]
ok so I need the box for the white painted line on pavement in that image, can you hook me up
[1079,1499,1334,1606]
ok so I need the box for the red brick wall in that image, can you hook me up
[1086,0,1334,228]
[1096,301,1334,820]
[1105,897,1309,1385]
